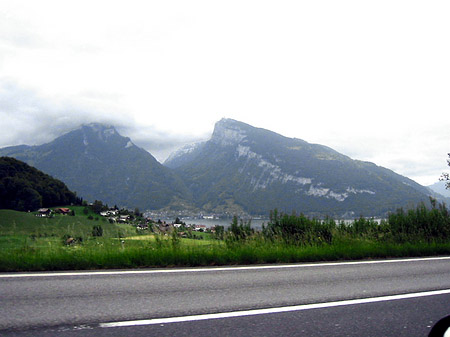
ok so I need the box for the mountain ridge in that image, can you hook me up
[0,119,438,216]
[427,181,450,199]
[0,123,191,210]
[166,118,433,216]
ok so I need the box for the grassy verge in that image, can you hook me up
[1,236,450,272]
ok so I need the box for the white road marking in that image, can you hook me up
[0,256,449,278]
[99,288,450,328]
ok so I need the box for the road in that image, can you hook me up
[0,257,449,336]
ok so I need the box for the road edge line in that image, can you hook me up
[1,256,450,278]
[99,289,450,328]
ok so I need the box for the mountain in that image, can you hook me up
[0,156,78,211]
[0,119,437,216]
[0,124,191,210]
[165,118,433,217]
[165,141,206,169]
[427,181,450,199]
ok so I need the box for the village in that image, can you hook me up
[34,206,218,237]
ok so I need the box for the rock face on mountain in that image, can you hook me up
[165,118,432,216]
[0,124,190,210]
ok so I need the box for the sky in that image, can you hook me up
[1,0,449,186]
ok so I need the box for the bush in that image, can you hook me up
[265,210,334,246]
[62,234,83,246]
[388,199,450,243]
[92,225,103,237]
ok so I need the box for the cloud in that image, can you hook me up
[0,79,126,146]
[321,126,450,186]
[1,1,449,186]
[117,123,209,163]
[0,79,208,162]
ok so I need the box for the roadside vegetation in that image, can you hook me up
[0,198,449,272]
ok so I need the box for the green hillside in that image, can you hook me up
[0,157,78,211]
[0,208,135,238]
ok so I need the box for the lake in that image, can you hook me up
[162,218,269,230]
[159,217,384,230]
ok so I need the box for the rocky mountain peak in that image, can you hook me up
[81,123,118,143]
[167,118,433,216]
[72,123,136,150]
[211,118,249,146]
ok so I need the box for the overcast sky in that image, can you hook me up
[1,1,449,186]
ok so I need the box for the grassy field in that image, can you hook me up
[0,207,135,235]
[1,208,450,272]
[0,208,225,271]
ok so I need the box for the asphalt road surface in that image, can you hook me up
[1,256,450,336]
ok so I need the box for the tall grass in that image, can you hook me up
[388,200,450,242]
[1,234,450,272]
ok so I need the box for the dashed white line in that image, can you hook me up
[99,289,450,328]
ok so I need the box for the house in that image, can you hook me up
[118,215,131,223]
[194,225,207,232]
[100,210,119,217]
[56,208,71,215]
[137,224,149,230]
[158,222,173,233]
[36,208,52,217]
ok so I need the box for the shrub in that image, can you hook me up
[265,210,334,246]
[92,225,103,237]
[388,199,450,243]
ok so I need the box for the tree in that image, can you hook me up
[174,217,185,225]
[440,153,450,189]
[214,225,225,240]
[228,215,253,241]
[92,225,103,237]
[91,200,106,214]
[0,157,77,211]
[134,208,141,217]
